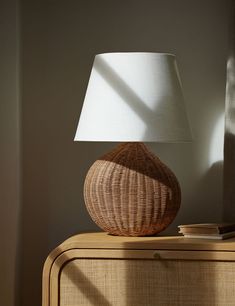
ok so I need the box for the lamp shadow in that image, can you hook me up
[183,160,224,224]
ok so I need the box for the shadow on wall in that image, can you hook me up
[224,132,235,221]
[196,160,224,222]
[224,50,235,220]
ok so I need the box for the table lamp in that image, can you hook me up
[74,52,191,236]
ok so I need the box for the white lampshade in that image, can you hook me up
[74,52,191,142]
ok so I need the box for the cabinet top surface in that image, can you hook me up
[59,232,235,252]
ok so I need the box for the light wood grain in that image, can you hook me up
[53,232,235,251]
[42,232,235,306]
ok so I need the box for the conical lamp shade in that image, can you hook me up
[74,52,191,142]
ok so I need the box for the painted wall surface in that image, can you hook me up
[21,0,230,305]
[224,4,235,221]
[0,1,20,305]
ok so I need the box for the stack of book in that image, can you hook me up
[178,223,235,240]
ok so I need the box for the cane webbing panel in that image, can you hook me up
[59,258,235,306]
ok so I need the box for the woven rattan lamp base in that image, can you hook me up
[84,142,181,236]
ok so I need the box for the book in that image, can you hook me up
[178,223,235,235]
[182,231,235,240]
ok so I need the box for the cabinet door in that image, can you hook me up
[59,257,235,306]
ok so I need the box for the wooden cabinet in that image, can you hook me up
[42,232,235,306]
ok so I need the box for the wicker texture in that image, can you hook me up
[60,259,235,306]
[84,142,180,236]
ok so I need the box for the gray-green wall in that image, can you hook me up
[0,1,232,305]
[0,1,21,305]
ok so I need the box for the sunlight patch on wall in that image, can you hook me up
[209,113,224,167]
